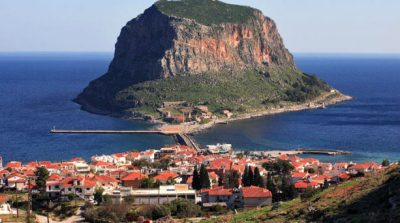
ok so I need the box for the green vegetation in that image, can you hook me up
[201,166,400,223]
[34,166,49,193]
[156,0,257,26]
[116,69,330,116]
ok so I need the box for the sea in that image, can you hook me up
[0,52,399,164]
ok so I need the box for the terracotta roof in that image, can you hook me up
[339,173,350,179]
[349,164,369,170]
[242,186,272,198]
[0,195,8,203]
[122,172,147,181]
[83,179,96,187]
[208,188,233,196]
[70,157,85,162]
[209,172,219,179]
[6,161,22,168]
[153,171,179,182]
[91,161,112,166]
[294,181,308,189]
[294,180,319,189]
[292,172,308,178]
[48,173,62,181]
[334,162,349,167]
[93,175,118,183]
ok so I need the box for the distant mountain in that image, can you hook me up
[75,0,338,118]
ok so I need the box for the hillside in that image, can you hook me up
[75,0,345,119]
[201,166,400,223]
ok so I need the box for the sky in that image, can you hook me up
[0,0,399,54]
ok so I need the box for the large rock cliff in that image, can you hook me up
[76,0,332,116]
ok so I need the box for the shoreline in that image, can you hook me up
[157,91,352,134]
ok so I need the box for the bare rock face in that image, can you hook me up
[76,0,329,115]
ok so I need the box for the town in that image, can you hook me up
[0,143,392,222]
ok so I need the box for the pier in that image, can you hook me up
[297,148,352,155]
[244,148,352,157]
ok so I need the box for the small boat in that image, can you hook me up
[322,102,327,109]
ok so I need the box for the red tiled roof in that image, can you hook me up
[113,153,127,158]
[83,179,96,187]
[122,172,147,181]
[91,161,112,166]
[153,171,179,182]
[292,172,307,178]
[349,164,369,170]
[48,173,62,181]
[93,175,118,183]
[209,172,219,179]
[339,173,350,179]
[6,161,22,168]
[242,186,272,198]
[0,195,8,203]
[70,157,85,162]
[209,188,232,196]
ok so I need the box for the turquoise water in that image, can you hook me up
[0,53,399,163]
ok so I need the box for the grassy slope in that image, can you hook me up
[115,69,330,116]
[201,166,400,223]
[155,0,257,25]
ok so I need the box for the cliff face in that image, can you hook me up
[76,0,330,115]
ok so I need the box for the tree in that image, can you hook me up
[140,177,155,188]
[253,167,264,187]
[227,170,240,188]
[199,164,210,189]
[248,166,254,186]
[94,187,104,205]
[242,165,249,186]
[266,172,278,202]
[382,159,390,167]
[124,195,135,204]
[263,159,294,176]
[35,166,49,193]
[192,166,201,190]
[217,172,224,186]
[281,177,297,200]
[166,198,202,218]
[307,168,316,174]
[323,179,329,189]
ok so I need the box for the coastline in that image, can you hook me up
[157,91,352,134]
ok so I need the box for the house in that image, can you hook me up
[334,162,349,172]
[241,186,272,208]
[90,161,113,174]
[291,162,305,173]
[200,186,234,207]
[7,174,26,191]
[121,172,147,188]
[5,161,22,170]
[349,164,369,175]
[46,176,96,199]
[0,195,16,215]
[291,172,308,183]
[153,171,181,184]
[294,180,319,192]
[91,175,119,194]
[74,162,90,174]
[141,150,156,162]
[124,184,197,205]
[318,163,333,172]
[112,153,128,165]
